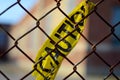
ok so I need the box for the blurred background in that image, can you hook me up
[0,0,120,80]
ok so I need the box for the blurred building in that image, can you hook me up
[0,24,11,62]
[9,0,120,78]
[87,0,120,75]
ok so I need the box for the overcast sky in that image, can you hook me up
[0,0,38,24]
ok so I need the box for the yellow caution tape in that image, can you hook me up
[32,0,95,80]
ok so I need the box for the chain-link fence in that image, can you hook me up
[0,0,120,80]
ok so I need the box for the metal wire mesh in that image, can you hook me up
[0,0,120,80]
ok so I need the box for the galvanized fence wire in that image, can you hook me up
[0,0,120,80]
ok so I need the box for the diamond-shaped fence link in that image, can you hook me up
[0,0,120,80]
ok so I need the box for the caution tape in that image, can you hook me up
[32,0,95,80]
